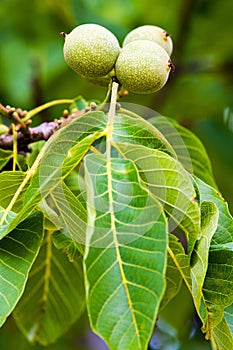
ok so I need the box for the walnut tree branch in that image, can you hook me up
[0,105,86,152]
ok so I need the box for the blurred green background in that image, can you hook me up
[0,0,232,349]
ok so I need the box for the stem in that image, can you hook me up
[96,81,112,111]
[12,124,17,171]
[106,82,119,160]
[22,99,74,122]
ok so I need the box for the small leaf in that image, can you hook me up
[0,211,44,327]
[13,230,85,345]
[160,234,186,310]
[166,235,192,294]
[84,154,168,350]
[72,95,87,110]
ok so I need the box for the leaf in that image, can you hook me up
[0,149,27,172]
[72,95,87,110]
[13,230,85,345]
[203,242,233,330]
[211,315,233,350]
[166,235,192,294]
[113,112,176,157]
[0,149,14,171]
[115,142,200,253]
[195,177,233,245]
[224,303,233,335]
[0,171,28,212]
[160,234,187,310]
[190,201,219,325]
[52,231,83,261]
[63,170,81,196]
[0,111,107,239]
[84,154,168,350]
[148,116,216,188]
[0,211,44,327]
[194,178,233,336]
[49,181,87,253]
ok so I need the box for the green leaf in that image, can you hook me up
[72,95,87,110]
[84,154,168,350]
[211,315,233,350]
[203,242,233,329]
[160,234,186,310]
[0,111,107,239]
[13,230,85,345]
[224,303,233,335]
[63,170,81,196]
[167,235,192,294]
[195,177,233,245]
[0,211,44,327]
[113,112,176,157]
[52,231,83,261]
[0,149,14,171]
[148,116,216,188]
[190,201,219,325]
[0,149,27,172]
[48,181,87,254]
[194,178,233,336]
[0,171,27,212]
[115,142,200,253]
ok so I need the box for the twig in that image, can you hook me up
[0,107,85,152]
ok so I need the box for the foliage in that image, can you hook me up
[0,84,232,349]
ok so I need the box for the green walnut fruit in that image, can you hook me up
[63,23,120,78]
[115,40,172,94]
[123,25,173,56]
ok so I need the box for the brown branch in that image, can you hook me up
[0,106,86,152]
